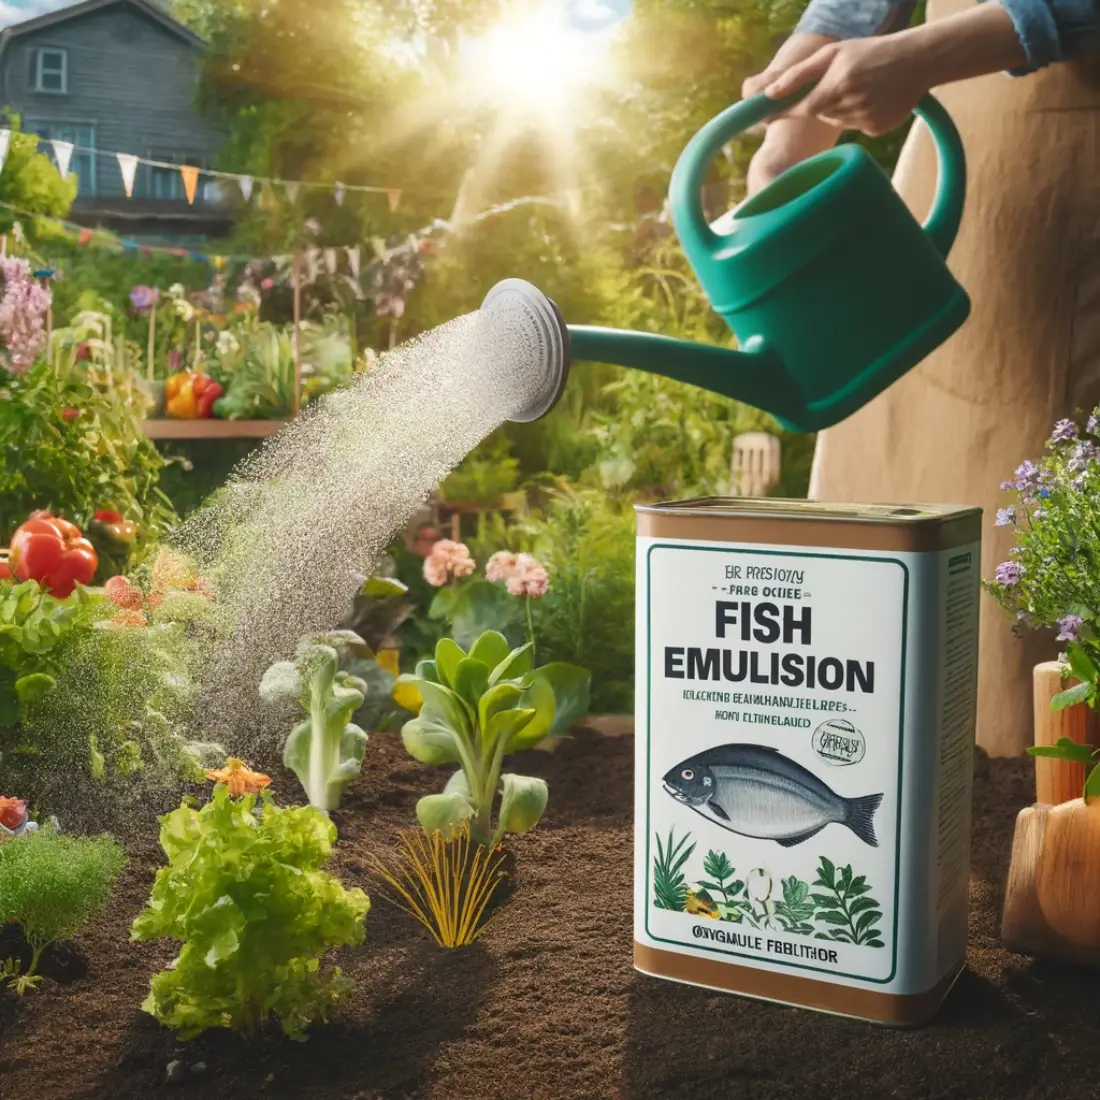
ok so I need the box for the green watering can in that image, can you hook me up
[481,92,968,433]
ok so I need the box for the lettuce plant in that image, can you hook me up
[260,632,369,810]
[396,630,590,847]
[131,783,370,1040]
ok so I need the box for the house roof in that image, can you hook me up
[0,0,205,58]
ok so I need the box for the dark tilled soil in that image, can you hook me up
[0,734,1095,1100]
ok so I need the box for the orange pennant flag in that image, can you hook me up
[387,189,401,212]
[180,164,200,205]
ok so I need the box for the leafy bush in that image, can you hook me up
[0,358,177,573]
[986,410,1100,706]
[259,633,370,811]
[131,782,370,1040]
[514,482,636,714]
[0,830,126,992]
[3,569,220,807]
[397,630,590,846]
[442,432,521,505]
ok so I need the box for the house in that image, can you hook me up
[0,0,230,241]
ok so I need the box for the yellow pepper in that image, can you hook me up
[165,373,198,418]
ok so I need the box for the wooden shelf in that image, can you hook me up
[142,419,290,440]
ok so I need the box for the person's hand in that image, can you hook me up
[764,34,929,136]
[742,32,838,99]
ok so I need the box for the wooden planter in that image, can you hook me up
[1001,662,1100,966]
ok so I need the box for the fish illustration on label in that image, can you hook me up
[661,743,882,848]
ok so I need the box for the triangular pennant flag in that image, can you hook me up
[387,189,402,212]
[238,175,254,202]
[323,248,338,275]
[346,246,360,278]
[116,153,138,197]
[180,164,200,205]
[334,181,346,206]
[51,139,74,180]
[284,180,299,202]
[0,130,11,176]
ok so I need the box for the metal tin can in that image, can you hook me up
[634,498,982,1026]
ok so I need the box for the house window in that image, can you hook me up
[23,121,95,196]
[34,49,67,94]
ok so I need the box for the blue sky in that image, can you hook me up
[0,0,74,30]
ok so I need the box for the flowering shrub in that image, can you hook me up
[987,409,1100,712]
[0,257,51,373]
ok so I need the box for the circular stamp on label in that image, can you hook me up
[811,719,865,766]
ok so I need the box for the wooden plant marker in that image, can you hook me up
[1033,661,1097,805]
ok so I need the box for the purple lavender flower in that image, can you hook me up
[1068,441,1096,474]
[1033,508,1046,520]
[995,507,1015,527]
[1051,418,1078,444]
[0,257,51,373]
[995,561,1025,585]
[1074,473,1089,492]
[1002,459,1039,493]
[1089,409,1100,436]
[1057,614,1084,642]
[129,284,159,312]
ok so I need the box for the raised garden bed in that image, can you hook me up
[1,734,1096,1100]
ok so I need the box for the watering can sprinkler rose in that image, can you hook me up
[480,92,968,433]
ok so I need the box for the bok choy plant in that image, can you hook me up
[395,630,590,847]
[259,632,369,811]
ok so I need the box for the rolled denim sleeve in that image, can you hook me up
[1000,0,1100,71]
[795,0,902,39]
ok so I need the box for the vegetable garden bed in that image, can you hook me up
[0,735,1096,1100]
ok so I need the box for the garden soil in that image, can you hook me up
[1,732,1095,1100]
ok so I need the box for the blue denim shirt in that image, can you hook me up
[797,0,1100,73]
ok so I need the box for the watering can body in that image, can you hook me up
[567,93,969,433]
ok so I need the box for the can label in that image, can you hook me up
[635,536,978,997]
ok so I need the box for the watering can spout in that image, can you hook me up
[567,326,791,419]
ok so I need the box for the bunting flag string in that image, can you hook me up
[116,153,139,198]
[50,140,74,181]
[0,127,416,210]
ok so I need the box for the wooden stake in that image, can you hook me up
[1033,661,1098,805]
[147,298,157,382]
[292,250,302,416]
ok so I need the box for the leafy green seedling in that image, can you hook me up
[260,631,370,811]
[395,630,590,847]
[1028,736,1100,801]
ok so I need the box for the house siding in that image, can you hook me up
[0,3,221,202]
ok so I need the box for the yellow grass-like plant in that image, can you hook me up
[370,822,508,948]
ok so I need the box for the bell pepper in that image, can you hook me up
[93,509,137,544]
[165,371,198,418]
[9,511,98,598]
[193,375,224,418]
[0,796,27,832]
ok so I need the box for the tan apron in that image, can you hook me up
[809,0,1100,756]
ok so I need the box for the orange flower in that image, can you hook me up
[112,609,148,629]
[0,796,27,831]
[205,757,271,797]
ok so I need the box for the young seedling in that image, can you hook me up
[1029,737,1100,800]
[260,632,370,811]
[396,630,590,847]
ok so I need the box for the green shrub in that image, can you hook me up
[0,831,126,993]
[131,784,370,1040]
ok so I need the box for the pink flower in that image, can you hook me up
[0,257,51,373]
[505,553,549,599]
[486,551,518,583]
[422,539,476,587]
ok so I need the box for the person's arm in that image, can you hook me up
[999,0,1100,71]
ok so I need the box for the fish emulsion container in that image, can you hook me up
[634,499,981,1026]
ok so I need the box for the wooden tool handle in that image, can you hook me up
[1033,661,1097,804]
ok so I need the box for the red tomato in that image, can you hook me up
[10,513,99,598]
[0,796,26,831]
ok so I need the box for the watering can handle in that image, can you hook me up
[669,90,966,260]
